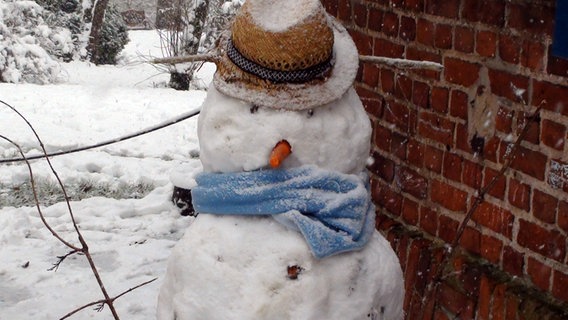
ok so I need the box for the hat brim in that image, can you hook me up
[213,17,359,110]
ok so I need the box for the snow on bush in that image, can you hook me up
[0,0,73,84]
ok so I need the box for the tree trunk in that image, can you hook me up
[87,0,111,64]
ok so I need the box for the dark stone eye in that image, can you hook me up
[250,105,259,114]
[307,109,314,118]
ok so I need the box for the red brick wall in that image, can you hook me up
[320,0,568,318]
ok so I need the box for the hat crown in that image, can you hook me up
[231,0,334,72]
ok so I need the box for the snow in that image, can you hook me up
[247,0,321,32]
[0,30,211,319]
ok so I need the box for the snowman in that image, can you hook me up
[158,0,404,319]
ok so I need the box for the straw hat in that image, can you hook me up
[213,0,359,110]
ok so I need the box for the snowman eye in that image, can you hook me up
[307,109,314,118]
[250,105,259,114]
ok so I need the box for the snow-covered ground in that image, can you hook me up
[0,30,212,319]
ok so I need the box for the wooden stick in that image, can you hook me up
[359,55,444,71]
[151,53,219,64]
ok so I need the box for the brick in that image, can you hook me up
[503,246,524,277]
[518,219,566,262]
[349,30,373,55]
[558,201,568,233]
[374,38,404,58]
[503,144,547,181]
[437,283,475,319]
[435,24,453,50]
[542,119,566,151]
[353,2,367,28]
[405,46,443,80]
[478,275,494,319]
[508,3,555,36]
[412,80,430,109]
[445,58,481,87]
[476,30,497,58]
[460,227,481,255]
[430,87,449,113]
[443,152,462,182]
[495,105,513,134]
[394,74,412,101]
[403,0,424,13]
[552,270,568,303]
[368,151,396,182]
[380,68,395,94]
[337,0,352,22]
[356,86,384,118]
[368,7,384,32]
[439,215,459,245]
[462,159,483,189]
[508,178,530,211]
[549,159,568,192]
[374,184,403,216]
[532,189,558,224]
[397,166,428,199]
[488,69,529,103]
[491,283,506,320]
[462,0,505,27]
[456,123,471,153]
[399,15,416,41]
[483,136,500,164]
[322,1,338,17]
[527,257,552,292]
[532,80,568,116]
[391,132,408,161]
[522,40,546,72]
[418,111,455,146]
[483,167,506,200]
[361,62,380,88]
[505,294,520,320]
[547,53,568,77]
[402,198,419,225]
[373,124,392,151]
[420,206,438,236]
[450,90,469,120]
[424,144,443,173]
[426,0,459,18]
[481,234,502,263]
[382,11,399,38]
[406,138,423,167]
[431,180,468,212]
[385,100,411,132]
[472,201,514,239]
[499,34,520,64]
[417,18,435,46]
[454,26,475,53]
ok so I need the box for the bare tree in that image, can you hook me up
[87,0,111,64]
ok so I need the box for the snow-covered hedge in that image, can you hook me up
[0,0,73,84]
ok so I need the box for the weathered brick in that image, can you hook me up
[508,178,530,212]
[368,151,396,182]
[542,119,566,151]
[527,257,552,292]
[456,123,471,153]
[532,189,558,224]
[478,275,494,319]
[495,105,513,134]
[406,46,442,80]
[430,87,449,113]
[397,166,428,199]
[353,2,368,28]
[472,201,514,239]
[361,62,380,88]
[399,15,416,41]
[431,180,468,212]
[445,58,481,87]
[547,54,568,77]
[503,246,524,277]
[481,234,502,263]
[394,74,412,101]
[435,24,453,50]
[418,111,455,146]
[412,80,430,109]
[321,0,338,17]
[503,144,547,181]
[508,3,555,36]
[374,124,392,152]
[368,7,384,32]
[483,167,506,200]
[385,100,411,132]
[476,30,497,58]
[337,0,352,22]
[515,111,541,146]
[522,40,546,71]
[462,159,483,190]
[391,131,408,160]
[402,198,419,225]
[491,283,506,320]
[454,26,475,53]
[439,214,460,243]
[488,68,529,103]
[403,0,424,13]
[462,0,505,27]
[380,68,395,94]
[355,86,384,117]
[420,206,438,236]
[426,0,459,18]
[443,152,462,182]
[450,90,469,120]
[460,227,481,255]
[558,201,568,233]
[518,219,566,262]
[552,270,568,303]
[375,183,404,216]
[437,283,475,319]
[349,29,373,55]
[417,18,435,46]
[499,34,521,64]
[374,38,405,58]
[382,11,399,38]
[532,80,568,116]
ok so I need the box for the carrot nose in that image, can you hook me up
[269,140,292,168]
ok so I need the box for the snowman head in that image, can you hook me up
[213,0,360,111]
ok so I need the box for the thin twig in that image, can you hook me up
[419,105,542,319]
[151,53,219,64]
[359,55,444,71]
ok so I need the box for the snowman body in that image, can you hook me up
[157,86,404,319]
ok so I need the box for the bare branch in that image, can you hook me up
[151,53,219,65]
[48,250,82,272]
[359,55,444,71]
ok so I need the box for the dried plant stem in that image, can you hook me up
[151,53,219,65]
[419,105,542,319]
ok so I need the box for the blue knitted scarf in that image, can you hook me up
[191,165,375,259]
